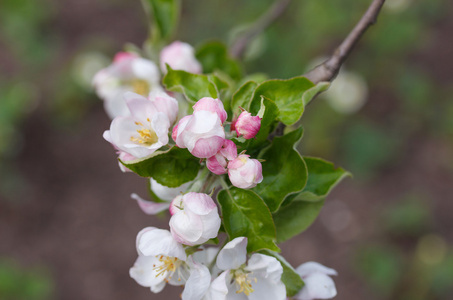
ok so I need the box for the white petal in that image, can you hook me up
[295,273,337,300]
[184,193,217,215]
[137,228,186,260]
[246,254,283,283]
[131,58,160,84]
[170,210,204,245]
[125,96,159,122]
[247,273,286,300]
[217,237,247,270]
[129,254,166,291]
[296,262,338,278]
[204,270,229,300]
[131,193,170,215]
[150,178,192,201]
[103,92,131,119]
[182,258,211,300]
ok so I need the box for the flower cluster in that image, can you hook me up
[94,40,338,300]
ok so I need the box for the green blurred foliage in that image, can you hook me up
[0,259,54,300]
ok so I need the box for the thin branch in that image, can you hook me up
[304,0,386,84]
[230,0,292,59]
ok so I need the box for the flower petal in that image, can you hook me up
[137,227,186,260]
[182,258,211,300]
[296,262,338,278]
[295,273,337,300]
[131,193,170,215]
[217,237,247,270]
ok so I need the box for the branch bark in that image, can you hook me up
[304,0,386,84]
[230,0,292,59]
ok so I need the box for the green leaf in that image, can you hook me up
[142,0,180,42]
[273,200,325,243]
[231,81,258,116]
[260,250,304,297]
[195,41,242,80]
[291,157,351,202]
[253,127,308,212]
[208,74,229,95]
[163,66,218,103]
[217,187,279,253]
[121,147,200,187]
[250,77,330,125]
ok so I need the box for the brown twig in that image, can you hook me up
[230,0,292,59]
[304,0,386,84]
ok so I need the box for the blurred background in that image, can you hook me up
[0,0,452,299]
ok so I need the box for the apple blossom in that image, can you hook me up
[93,51,161,118]
[130,227,189,293]
[103,96,170,158]
[172,110,226,158]
[206,237,286,300]
[227,154,263,189]
[169,192,221,246]
[293,262,338,300]
[193,97,228,124]
[232,110,261,139]
[160,41,202,74]
[207,139,238,175]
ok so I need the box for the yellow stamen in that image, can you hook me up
[131,79,150,96]
[130,127,158,146]
[234,270,255,296]
[153,256,179,278]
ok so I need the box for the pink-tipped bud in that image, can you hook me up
[193,97,228,124]
[113,51,138,63]
[227,154,263,189]
[234,111,261,139]
[206,139,238,175]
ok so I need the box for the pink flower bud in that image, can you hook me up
[234,111,261,139]
[172,110,225,158]
[113,51,138,63]
[206,140,238,175]
[169,192,221,246]
[193,97,228,124]
[228,154,263,189]
[160,41,202,74]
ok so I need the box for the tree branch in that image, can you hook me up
[230,0,292,59]
[304,0,386,84]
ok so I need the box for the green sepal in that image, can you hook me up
[250,77,330,125]
[121,147,200,188]
[217,187,279,253]
[163,66,218,103]
[253,127,308,212]
[260,250,305,297]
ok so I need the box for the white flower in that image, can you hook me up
[130,227,214,299]
[103,96,170,158]
[130,227,189,293]
[324,70,368,114]
[227,154,263,189]
[169,193,221,246]
[93,52,161,118]
[206,237,286,300]
[160,41,202,74]
[293,262,337,300]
